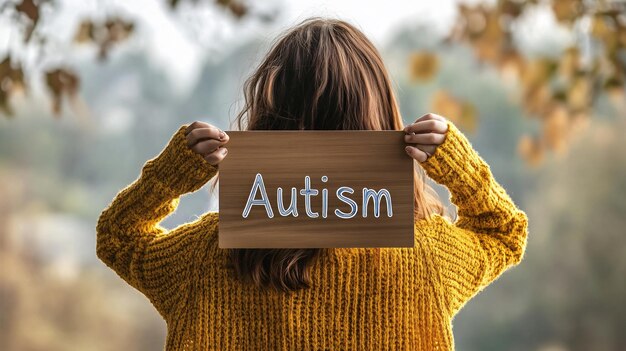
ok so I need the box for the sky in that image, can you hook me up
[283,0,458,45]
[0,0,463,95]
[0,0,568,96]
[112,0,461,94]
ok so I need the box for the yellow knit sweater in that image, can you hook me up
[96,120,528,351]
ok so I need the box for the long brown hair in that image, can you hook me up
[227,17,446,293]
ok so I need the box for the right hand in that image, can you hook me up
[404,113,449,162]
[184,121,230,166]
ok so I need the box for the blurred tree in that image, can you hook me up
[409,0,626,166]
[0,0,275,118]
[2,0,624,166]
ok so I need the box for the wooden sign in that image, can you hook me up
[218,131,414,248]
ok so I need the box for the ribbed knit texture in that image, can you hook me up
[96,120,529,350]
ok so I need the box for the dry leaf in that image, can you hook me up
[551,0,582,25]
[497,50,525,84]
[521,58,556,90]
[14,0,41,42]
[542,104,569,154]
[523,84,552,115]
[0,56,27,118]
[590,14,613,41]
[228,2,247,18]
[517,134,544,166]
[409,52,439,82]
[45,68,80,117]
[430,90,478,133]
[498,0,526,19]
[74,21,94,43]
[72,18,134,61]
[558,47,580,80]
[567,75,591,112]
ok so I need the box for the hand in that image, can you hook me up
[404,113,449,162]
[184,121,230,166]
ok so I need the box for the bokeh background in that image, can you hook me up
[1,0,625,350]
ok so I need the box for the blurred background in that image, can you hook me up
[0,0,625,350]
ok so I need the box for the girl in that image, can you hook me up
[96,17,528,350]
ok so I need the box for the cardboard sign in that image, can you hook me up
[218,131,414,248]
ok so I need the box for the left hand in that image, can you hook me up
[404,113,449,162]
[185,121,230,166]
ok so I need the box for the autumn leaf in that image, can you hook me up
[409,52,439,82]
[228,2,248,18]
[558,47,580,80]
[542,105,569,155]
[497,50,525,84]
[105,18,134,42]
[0,56,27,118]
[73,21,94,43]
[523,84,552,116]
[566,75,592,112]
[517,134,544,167]
[551,0,582,25]
[590,14,613,41]
[72,18,134,61]
[216,0,248,18]
[521,58,557,91]
[45,68,80,117]
[480,8,505,43]
[430,90,478,133]
[520,58,558,115]
[14,0,40,42]
[498,0,526,19]
[12,0,54,43]
[456,5,508,62]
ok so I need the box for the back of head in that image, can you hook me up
[236,17,403,131]
[229,17,444,294]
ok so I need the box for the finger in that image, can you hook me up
[186,127,227,147]
[190,138,227,155]
[204,147,228,166]
[414,144,437,155]
[185,121,212,136]
[404,119,448,134]
[405,145,428,163]
[415,113,446,123]
[404,132,446,145]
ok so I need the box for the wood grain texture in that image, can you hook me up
[218,131,414,248]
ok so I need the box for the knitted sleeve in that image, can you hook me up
[416,119,529,315]
[95,124,218,318]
